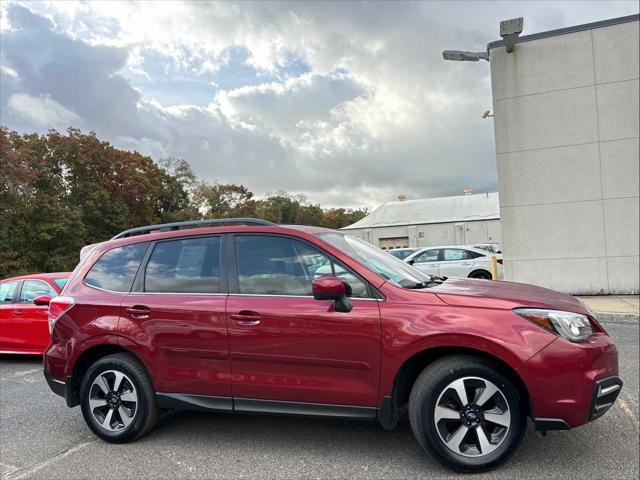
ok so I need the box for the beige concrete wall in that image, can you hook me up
[490,19,639,294]
[343,219,501,249]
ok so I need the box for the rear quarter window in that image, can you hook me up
[85,243,148,292]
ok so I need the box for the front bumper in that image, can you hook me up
[517,333,621,429]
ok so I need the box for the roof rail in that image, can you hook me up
[112,218,277,240]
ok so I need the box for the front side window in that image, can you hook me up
[414,249,440,263]
[144,237,221,294]
[0,281,17,304]
[85,243,148,292]
[19,280,56,303]
[234,235,369,297]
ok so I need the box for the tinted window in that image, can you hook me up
[443,249,473,261]
[144,237,221,293]
[19,280,56,303]
[414,249,440,263]
[0,281,17,304]
[85,243,148,292]
[235,235,369,297]
[53,278,68,290]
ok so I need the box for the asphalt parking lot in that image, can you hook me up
[1,323,638,480]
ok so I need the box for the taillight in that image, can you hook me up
[48,296,75,334]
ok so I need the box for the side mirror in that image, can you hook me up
[407,259,415,265]
[33,295,51,306]
[312,276,352,313]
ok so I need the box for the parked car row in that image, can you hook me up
[388,245,502,280]
[1,219,621,473]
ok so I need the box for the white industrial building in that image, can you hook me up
[489,14,639,294]
[342,192,501,250]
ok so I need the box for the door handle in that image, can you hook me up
[230,310,261,325]
[13,310,24,316]
[126,306,151,319]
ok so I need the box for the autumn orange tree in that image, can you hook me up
[0,127,367,277]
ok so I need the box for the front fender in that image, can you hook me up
[378,301,557,400]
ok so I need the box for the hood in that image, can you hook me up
[430,277,589,314]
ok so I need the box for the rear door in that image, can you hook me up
[0,281,19,351]
[121,235,230,402]
[12,279,57,352]
[439,248,475,277]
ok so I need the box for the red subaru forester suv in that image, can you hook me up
[43,219,621,472]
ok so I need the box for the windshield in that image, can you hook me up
[314,232,433,288]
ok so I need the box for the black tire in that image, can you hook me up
[469,270,492,280]
[80,353,158,443]
[408,355,525,473]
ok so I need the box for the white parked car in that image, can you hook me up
[403,246,503,280]
[386,247,419,260]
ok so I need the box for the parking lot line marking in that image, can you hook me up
[1,368,41,381]
[617,398,639,431]
[6,440,96,480]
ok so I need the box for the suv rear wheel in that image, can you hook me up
[80,353,158,443]
[408,356,525,472]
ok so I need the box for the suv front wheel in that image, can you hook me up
[79,353,159,443]
[408,355,525,472]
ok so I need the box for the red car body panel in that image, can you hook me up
[0,272,70,354]
[43,225,620,431]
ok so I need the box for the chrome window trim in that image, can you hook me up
[227,293,381,302]
[84,282,227,296]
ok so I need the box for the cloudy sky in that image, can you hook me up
[1,1,638,209]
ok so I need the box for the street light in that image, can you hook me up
[443,17,524,62]
[500,17,524,53]
[442,50,489,62]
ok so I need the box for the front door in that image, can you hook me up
[121,235,230,399]
[0,281,19,351]
[227,234,381,408]
[411,248,441,276]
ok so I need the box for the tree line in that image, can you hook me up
[0,127,367,277]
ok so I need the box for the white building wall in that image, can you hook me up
[490,18,639,294]
[345,219,501,249]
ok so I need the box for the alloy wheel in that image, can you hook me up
[89,370,138,432]
[434,376,511,457]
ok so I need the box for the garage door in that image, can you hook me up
[379,237,409,250]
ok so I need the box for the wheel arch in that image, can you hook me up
[379,345,531,430]
[69,341,151,407]
[468,269,492,279]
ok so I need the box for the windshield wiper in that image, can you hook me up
[404,276,447,289]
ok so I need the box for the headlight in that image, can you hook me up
[514,308,593,343]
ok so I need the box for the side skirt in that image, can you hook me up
[156,393,377,419]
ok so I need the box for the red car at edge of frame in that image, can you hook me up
[1,272,70,355]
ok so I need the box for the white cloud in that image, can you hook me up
[1,1,638,209]
[8,93,80,128]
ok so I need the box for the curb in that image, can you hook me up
[596,312,639,325]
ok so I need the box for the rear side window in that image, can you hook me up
[0,281,17,303]
[19,280,56,303]
[85,243,148,292]
[443,249,478,261]
[144,237,221,294]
